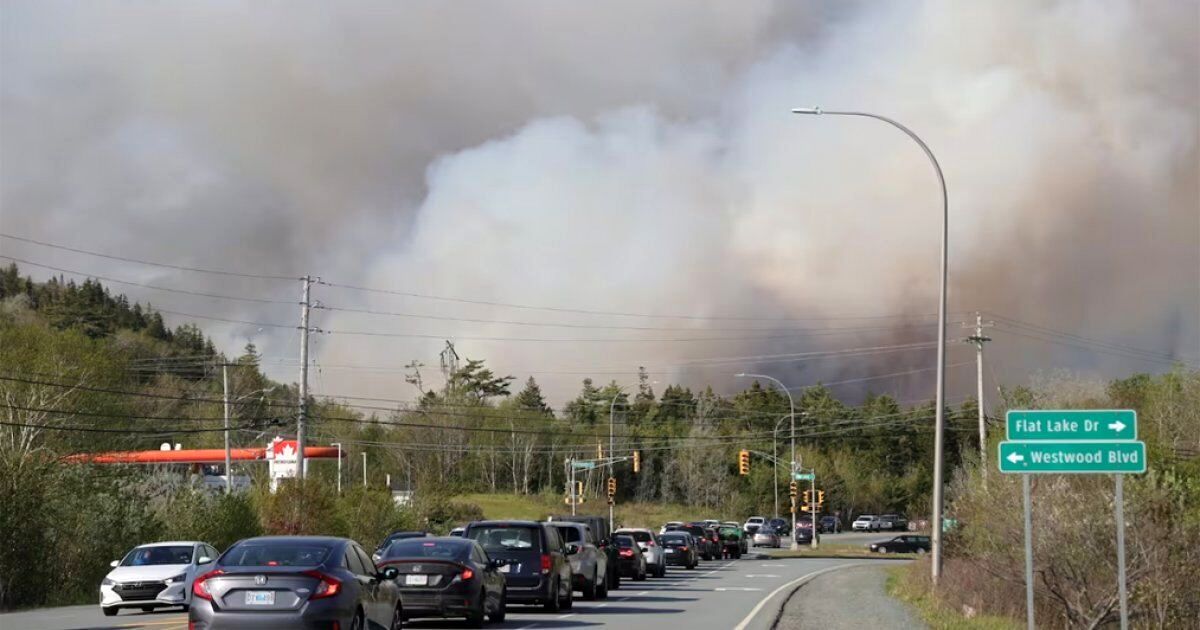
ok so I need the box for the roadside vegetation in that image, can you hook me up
[1,264,1196,624]
[887,564,1020,630]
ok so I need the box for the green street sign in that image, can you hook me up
[998,441,1147,474]
[571,461,596,470]
[1006,409,1136,441]
[793,473,814,481]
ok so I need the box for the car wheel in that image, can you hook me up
[349,608,365,630]
[878,546,889,554]
[489,589,506,623]
[562,582,574,610]
[656,563,666,578]
[916,547,927,555]
[583,570,597,600]
[597,572,608,599]
[466,600,485,628]
[390,603,404,630]
[102,607,118,617]
[140,606,155,613]
[544,578,562,612]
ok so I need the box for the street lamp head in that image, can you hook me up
[791,107,822,115]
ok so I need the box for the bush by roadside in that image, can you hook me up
[886,562,1021,630]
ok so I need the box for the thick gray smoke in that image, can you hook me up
[1,0,1197,404]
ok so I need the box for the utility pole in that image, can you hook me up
[223,364,232,494]
[332,443,342,494]
[965,313,993,479]
[362,451,368,487]
[297,275,311,479]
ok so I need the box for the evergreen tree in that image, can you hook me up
[514,376,553,415]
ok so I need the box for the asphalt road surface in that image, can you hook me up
[775,564,923,629]
[0,556,901,630]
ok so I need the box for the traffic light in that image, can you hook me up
[633,450,641,474]
[606,477,617,497]
[802,490,811,504]
[574,481,584,499]
[789,481,799,497]
[817,490,825,505]
[789,494,797,513]
[597,442,604,459]
[738,449,750,475]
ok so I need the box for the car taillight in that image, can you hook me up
[191,569,223,601]
[461,568,475,581]
[303,570,342,600]
[679,546,688,551]
[647,540,655,547]
[540,554,551,574]
[619,549,633,557]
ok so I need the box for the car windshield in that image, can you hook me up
[383,540,469,561]
[121,545,194,566]
[553,526,582,544]
[468,526,538,551]
[221,542,332,567]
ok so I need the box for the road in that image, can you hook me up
[0,554,903,630]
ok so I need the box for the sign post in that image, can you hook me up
[1000,410,1142,630]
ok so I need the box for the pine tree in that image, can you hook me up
[514,376,553,415]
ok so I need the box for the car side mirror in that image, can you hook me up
[197,556,212,565]
[110,560,120,568]
[379,566,400,580]
[565,543,580,555]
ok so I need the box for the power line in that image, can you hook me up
[0,233,298,281]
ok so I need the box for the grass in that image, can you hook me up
[453,492,731,528]
[885,564,1021,630]
[766,544,916,560]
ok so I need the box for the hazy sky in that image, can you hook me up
[2,0,1197,406]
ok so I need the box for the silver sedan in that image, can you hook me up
[752,528,782,548]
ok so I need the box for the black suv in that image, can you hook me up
[464,520,575,611]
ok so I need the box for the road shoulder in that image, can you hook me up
[772,564,926,629]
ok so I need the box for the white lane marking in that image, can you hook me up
[716,587,765,591]
[557,613,576,619]
[595,603,609,608]
[732,562,875,630]
[636,590,649,596]
[745,574,779,578]
[760,564,786,567]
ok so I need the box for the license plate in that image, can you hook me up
[665,549,676,554]
[245,591,275,606]
[498,563,511,573]
[405,574,428,586]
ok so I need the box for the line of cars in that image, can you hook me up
[101,515,749,628]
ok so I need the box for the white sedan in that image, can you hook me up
[100,541,219,616]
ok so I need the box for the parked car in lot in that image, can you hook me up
[373,530,430,563]
[752,526,782,548]
[549,521,609,599]
[659,532,698,569]
[869,535,931,554]
[614,528,665,577]
[818,515,842,534]
[378,536,506,626]
[101,541,218,616]
[188,536,402,630]
[853,515,883,531]
[879,514,909,531]
[464,520,574,611]
[743,516,766,535]
[612,535,647,581]
[766,517,791,537]
[717,525,743,559]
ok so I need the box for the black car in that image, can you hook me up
[879,514,909,532]
[612,535,647,581]
[188,536,402,630]
[378,537,506,627]
[870,535,931,554]
[766,517,791,537]
[464,520,574,611]
[660,532,698,569]
[795,527,813,545]
[818,516,841,534]
[666,524,713,561]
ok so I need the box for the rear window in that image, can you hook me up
[222,542,332,567]
[383,540,469,562]
[614,536,635,548]
[467,526,540,552]
[552,526,582,544]
[661,535,688,546]
[618,531,651,543]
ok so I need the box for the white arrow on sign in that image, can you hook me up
[1109,420,1127,432]
[1006,452,1025,464]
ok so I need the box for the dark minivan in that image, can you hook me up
[463,520,574,612]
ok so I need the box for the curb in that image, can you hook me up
[766,564,875,629]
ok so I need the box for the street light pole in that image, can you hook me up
[773,414,791,518]
[737,373,797,548]
[223,364,232,495]
[608,391,619,533]
[791,106,949,584]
